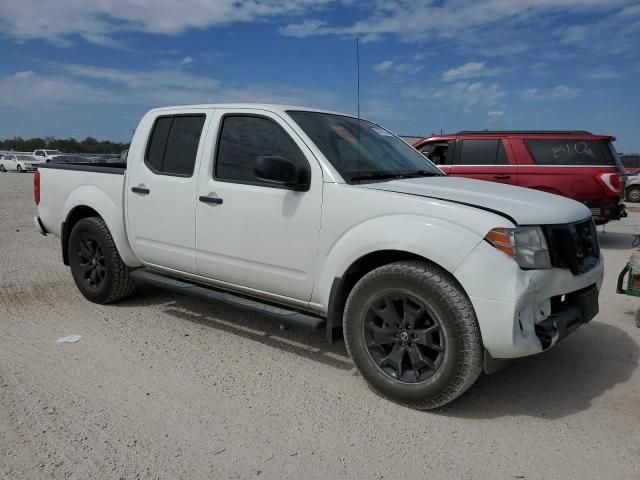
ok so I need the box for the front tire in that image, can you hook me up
[68,217,135,304]
[626,186,640,203]
[343,261,483,410]
[16,165,22,173]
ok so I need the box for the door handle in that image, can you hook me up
[199,195,223,205]
[493,175,511,180]
[131,186,150,194]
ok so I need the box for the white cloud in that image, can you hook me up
[488,110,504,119]
[279,19,329,38]
[0,71,113,108]
[373,60,422,75]
[404,81,505,111]
[0,0,333,45]
[280,0,638,56]
[441,62,491,82]
[373,60,394,72]
[522,85,581,100]
[0,64,339,115]
[585,67,619,80]
[64,64,221,91]
[181,56,194,65]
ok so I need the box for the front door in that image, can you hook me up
[195,109,323,301]
[126,112,208,273]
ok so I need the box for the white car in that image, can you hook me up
[34,103,603,409]
[33,149,63,163]
[0,153,41,172]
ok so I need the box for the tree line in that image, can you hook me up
[0,137,129,154]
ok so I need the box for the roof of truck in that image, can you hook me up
[148,103,349,117]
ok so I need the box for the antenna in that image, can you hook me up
[356,37,361,177]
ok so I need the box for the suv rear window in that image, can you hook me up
[525,140,615,166]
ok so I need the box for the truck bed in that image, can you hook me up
[36,161,134,265]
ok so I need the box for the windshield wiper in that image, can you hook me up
[350,172,405,182]
[350,170,440,182]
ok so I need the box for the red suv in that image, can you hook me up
[413,131,626,224]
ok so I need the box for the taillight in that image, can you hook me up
[34,170,40,205]
[597,173,622,194]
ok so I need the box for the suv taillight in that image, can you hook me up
[597,172,622,194]
[34,170,40,205]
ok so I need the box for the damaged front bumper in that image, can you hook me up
[454,240,604,360]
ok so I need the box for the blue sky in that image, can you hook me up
[0,0,639,152]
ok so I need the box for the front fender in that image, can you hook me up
[63,185,141,267]
[313,214,484,308]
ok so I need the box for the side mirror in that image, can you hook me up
[254,156,309,191]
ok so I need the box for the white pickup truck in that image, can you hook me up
[35,104,603,408]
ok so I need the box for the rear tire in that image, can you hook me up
[0,165,5,172]
[343,261,483,410]
[626,186,640,203]
[68,217,135,304]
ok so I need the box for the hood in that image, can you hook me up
[359,176,591,226]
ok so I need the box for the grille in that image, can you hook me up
[589,207,601,217]
[544,219,600,275]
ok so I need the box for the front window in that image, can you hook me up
[45,150,62,155]
[287,111,442,182]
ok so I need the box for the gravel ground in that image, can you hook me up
[1,171,639,479]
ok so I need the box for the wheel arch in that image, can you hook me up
[61,205,102,265]
[61,194,140,268]
[325,249,471,343]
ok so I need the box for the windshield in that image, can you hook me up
[45,150,61,154]
[287,111,442,182]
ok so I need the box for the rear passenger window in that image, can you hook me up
[215,115,307,185]
[525,140,615,166]
[459,140,508,165]
[145,115,205,176]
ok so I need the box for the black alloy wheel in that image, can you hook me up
[364,293,444,383]
[75,234,107,289]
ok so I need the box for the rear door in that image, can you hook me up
[450,138,517,185]
[126,111,209,273]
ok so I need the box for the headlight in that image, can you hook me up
[485,226,551,269]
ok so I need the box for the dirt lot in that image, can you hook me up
[1,171,639,479]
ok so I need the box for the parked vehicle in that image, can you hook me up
[48,154,97,164]
[0,153,41,172]
[34,149,63,162]
[621,154,640,173]
[34,104,603,409]
[624,170,640,203]
[413,131,626,225]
